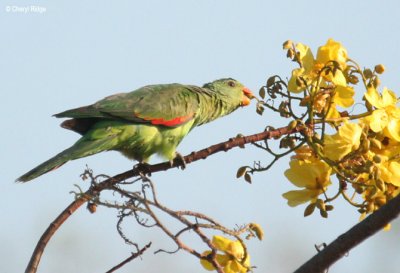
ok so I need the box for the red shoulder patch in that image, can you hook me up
[134,112,194,127]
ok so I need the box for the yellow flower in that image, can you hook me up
[334,85,355,108]
[287,39,350,95]
[324,69,347,87]
[283,155,332,207]
[379,161,400,187]
[312,85,355,118]
[323,122,363,161]
[316,38,348,70]
[291,145,315,160]
[372,137,400,159]
[200,236,250,273]
[364,87,400,141]
[297,42,315,73]
[287,43,317,93]
[288,68,307,93]
[370,138,400,187]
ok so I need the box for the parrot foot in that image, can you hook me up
[134,162,152,176]
[171,152,186,170]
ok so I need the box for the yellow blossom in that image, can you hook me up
[283,156,332,207]
[334,85,355,108]
[372,138,400,159]
[312,85,355,118]
[316,38,348,70]
[291,145,315,160]
[324,69,347,87]
[323,122,363,161]
[296,42,315,72]
[379,161,400,187]
[287,39,351,99]
[200,236,250,273]
[363,87,400,141]
[288,68,307,93]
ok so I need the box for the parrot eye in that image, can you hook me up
[227,81,235,87]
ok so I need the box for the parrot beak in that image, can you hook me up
[241,87,254,106]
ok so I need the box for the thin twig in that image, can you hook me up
[105,242,152,273]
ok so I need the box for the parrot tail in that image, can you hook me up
[16,136,117,182]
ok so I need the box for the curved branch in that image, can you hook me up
[25,197,89,273]
[294,193,400,273]
[25,124,304,273]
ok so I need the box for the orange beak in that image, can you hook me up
[241,87,254,106]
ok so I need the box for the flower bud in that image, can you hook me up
[372,155,382,163]
[288,120,298,130]
[325,205,334,211]
[87,203,97,213]
[320,209,328,218]
[249,223,264,240]
[304,202,316,217]
[316,199,325,211]
[363,68,373,79]
[374,64,385,74]
[373,77,381,88]
[366,202,375,213]
[287,48,295,60]
[375,179,386,192]
[375,196,387,206]
[348,75,359,84]
[283,40,293,49]
[370,138,382,149]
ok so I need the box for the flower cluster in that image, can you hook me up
[285,39,355,120]
[280,39,400,222]
[200,235,250,273]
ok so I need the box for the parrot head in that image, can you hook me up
[202,78,254,107]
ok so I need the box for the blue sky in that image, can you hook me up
[2,1,400,272]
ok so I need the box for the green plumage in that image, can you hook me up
[17,78,252,182]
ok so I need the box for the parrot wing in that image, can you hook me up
[54,84,208,127]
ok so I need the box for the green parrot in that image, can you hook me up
[17,78,254,182]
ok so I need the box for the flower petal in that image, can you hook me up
[334,85,355,108]
[324,122,363,161]
[282,189,321,207]
[288,68,306,93]
[296,43,315,73]
[284,159,331,188]
[316,38,348,69]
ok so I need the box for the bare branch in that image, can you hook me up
[105,242,152,273]
[26,124,305,273]
[25,196,89,273]
[294,193,400,273]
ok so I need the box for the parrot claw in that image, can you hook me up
[170,152,186,170]
[134,162,152,176]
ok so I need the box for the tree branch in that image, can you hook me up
[294,193,400,273]
[25,124,303,273]
[25,196,89,273]
[105,242,152,273]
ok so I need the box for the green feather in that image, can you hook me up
[17,78,252,182]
